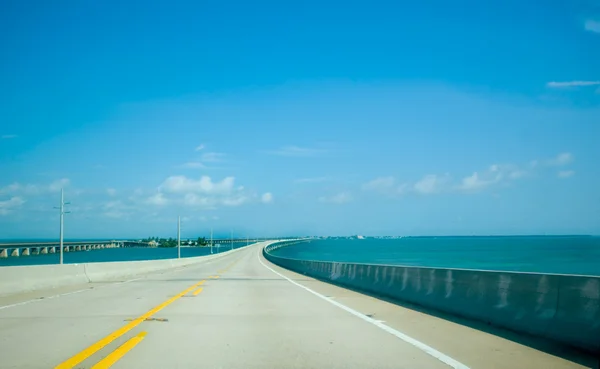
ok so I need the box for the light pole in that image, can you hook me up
[210,227,213,254]
[54,188,70,265]
[230,229,233,250]
[177,216,181,259]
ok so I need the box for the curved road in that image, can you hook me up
[0,242,596,369]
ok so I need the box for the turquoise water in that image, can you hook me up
[270,236,600,276]
[0,244,245,267]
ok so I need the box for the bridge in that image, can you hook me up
[0,241,597,368]
[0,238,273,259]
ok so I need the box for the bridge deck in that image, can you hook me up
[0,243,596,369]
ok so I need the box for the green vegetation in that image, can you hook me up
[141,236,208,247]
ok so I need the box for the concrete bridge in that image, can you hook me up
[0,240,597,368]
[0,239,275,259]
[0,241,125,258]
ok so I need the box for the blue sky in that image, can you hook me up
[1,0,599,238]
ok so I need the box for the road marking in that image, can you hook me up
[90,331,147,369]
[54,280,205,369]
[257,250,471,369]
[209,275,219,279]
[0,243,255,312]
[193,287,203,296]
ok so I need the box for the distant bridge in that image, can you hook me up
[0,238,298,259]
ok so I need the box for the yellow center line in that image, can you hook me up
[209,275,220,279]
[90,332,147,369]
[192,287,203,296]
[54,280,205,369]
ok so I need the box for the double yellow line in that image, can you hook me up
[55,280,206,369]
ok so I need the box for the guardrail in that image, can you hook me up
[263,241,600,355]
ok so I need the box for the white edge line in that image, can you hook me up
[257,248,471,369]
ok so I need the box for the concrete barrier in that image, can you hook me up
[0,264,89,297]
[263,242,600,354]
[0,243,265,297]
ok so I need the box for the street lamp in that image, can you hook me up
[54,188,70,265]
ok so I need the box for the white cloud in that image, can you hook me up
[265,146,326,157]
[362,176,408,196]
[0,196,25,215]
[457,163,526,192]
[180,162,206,169]
[558,170,575,178]
[546,152,574,166]
[102,200,130,218]
[48,178,70,192]
[1,134,17,139]
[261,192,273,204]
[195,144,205,151]
[458,172,496,191]
[362,177,395,191]
[414,174,448,194]
[146,193,169,206]
[201,152,226,163]
[159,176,235,195]
[222,196,249,207]
[106,188,117,196]
[1,179,71,196]
[508,170,527,179]
[546,81,600,88]
[319,192,352,204]
[183,193,214,208]
[584,20,600,33]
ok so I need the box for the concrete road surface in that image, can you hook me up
[0,242,597,369]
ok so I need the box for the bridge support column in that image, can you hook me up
[22,248,30,256]
[64,246,69,252]
[41,247,48,254]
[49,247,56,253]
[0,249,7,258]
[75,246,81,251]
[11,248,19,257]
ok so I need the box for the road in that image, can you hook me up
[0,242,596,369]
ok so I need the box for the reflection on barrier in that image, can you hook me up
[264,241,600,354]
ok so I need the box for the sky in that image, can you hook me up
[1,0,599,238]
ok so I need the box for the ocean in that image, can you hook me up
[269,236,600,276]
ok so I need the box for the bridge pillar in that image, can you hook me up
[0,249,7,258]
[64,246,69,252]
[75,246,81,251]
[41,247,48,254]
[22,248,30,256]
[11,248,19,257]
[49,247,56,253]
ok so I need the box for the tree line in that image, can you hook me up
[141,236,208,248]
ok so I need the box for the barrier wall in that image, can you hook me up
[263,242,600,354]
[0,243,262,297]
